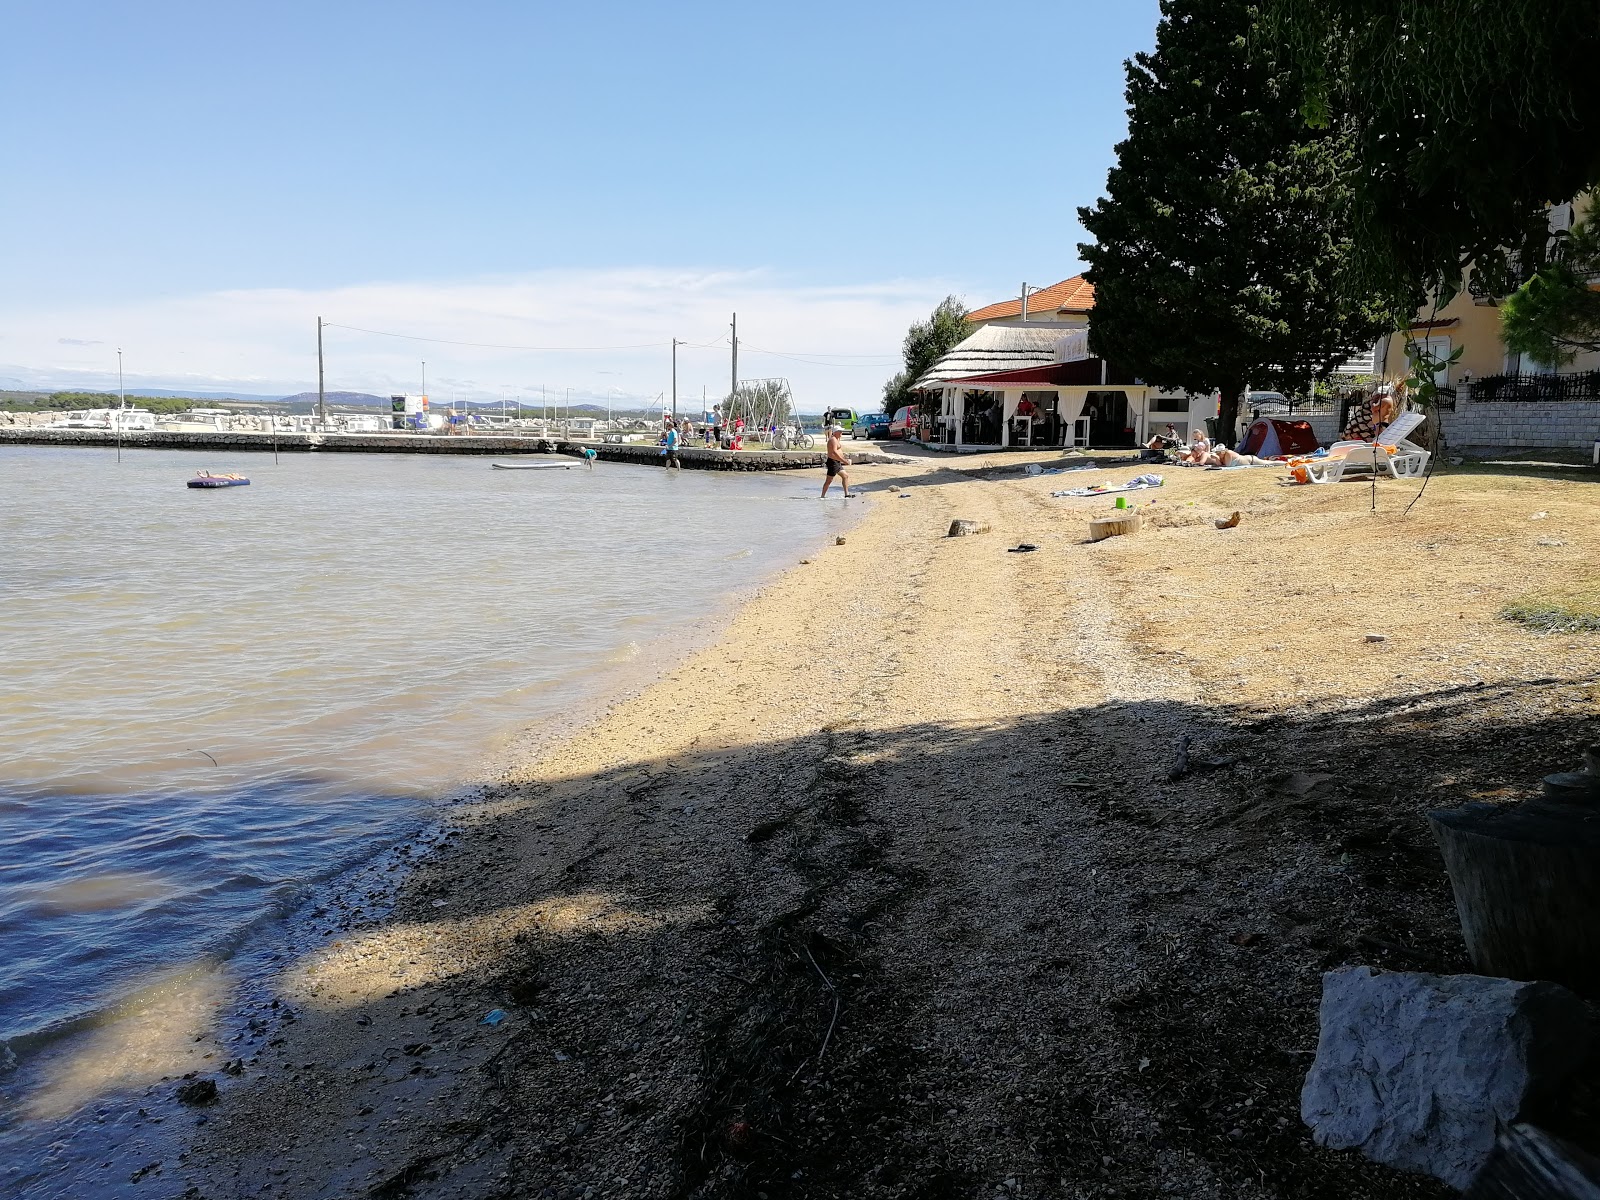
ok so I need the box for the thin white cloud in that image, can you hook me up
[0,268,964,409]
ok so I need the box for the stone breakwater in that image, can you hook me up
[0,428,827,471]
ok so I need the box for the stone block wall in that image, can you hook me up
[1440,400,1600,453]
[0,427,823,471]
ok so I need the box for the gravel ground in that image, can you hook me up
[183,451,1600,1199]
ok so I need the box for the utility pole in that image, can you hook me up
[1020,283,1029,324]
[672,338,681,422]
[317,317,327,427]
[730,313,738,401]
[116,347,124,462]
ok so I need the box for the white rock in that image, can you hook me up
[1301,966,1589,1188]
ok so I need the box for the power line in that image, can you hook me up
[323,322,725,353]
[319,322,888,367]
[743,343,898,360]
[738,342,900,367]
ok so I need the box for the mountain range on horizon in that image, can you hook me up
[9,384,627,412]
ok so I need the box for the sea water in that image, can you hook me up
[0,445,852,1193]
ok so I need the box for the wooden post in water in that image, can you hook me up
[1429,745,1600,998]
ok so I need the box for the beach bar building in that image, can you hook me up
[913,326,1212,450]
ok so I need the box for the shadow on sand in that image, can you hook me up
[24,674,1600,1198]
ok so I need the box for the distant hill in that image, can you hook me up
[122,387,290,403]
[279,390,390,408]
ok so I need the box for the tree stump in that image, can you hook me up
[1088,512,1141,542]
[1466,1124,1600,1199]
[947,519,989,537]
[1428,745,1600,999]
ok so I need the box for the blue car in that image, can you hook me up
[852,412,892,439]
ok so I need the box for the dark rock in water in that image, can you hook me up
[175,1078,218,1106]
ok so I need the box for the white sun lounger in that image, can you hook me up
[1302,411,1430,484]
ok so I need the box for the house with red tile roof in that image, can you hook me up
[964,276,1096,328]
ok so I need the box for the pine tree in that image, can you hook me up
[1078,0,1400,441]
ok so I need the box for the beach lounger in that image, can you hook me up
[1301,411,1430,484]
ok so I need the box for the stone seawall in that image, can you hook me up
[582,443,825,471]
[0,428,825,471]
[1441,400,1600,454]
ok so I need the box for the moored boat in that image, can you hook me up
[187,472,250,488]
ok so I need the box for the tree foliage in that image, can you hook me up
[882,296,970,414]
[728,378,793,425]
[1078,0,1398,441]
[1502,220,1600,367]
[0,391,212,415]
[1261,0,1600,301]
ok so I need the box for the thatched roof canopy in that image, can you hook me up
[912,325,1080,391]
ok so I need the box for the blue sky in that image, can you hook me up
[0,0,1161,407]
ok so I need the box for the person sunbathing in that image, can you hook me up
[1209,447,1270,468]
[1176,435,1212,465]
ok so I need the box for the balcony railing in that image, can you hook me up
[1469,371,1600,403]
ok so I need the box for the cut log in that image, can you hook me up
[1428,745,1600,999]
[1466,1124,1600,1199]
[947,519,989,537]
[1088,512,1141,542]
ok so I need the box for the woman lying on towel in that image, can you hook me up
[1172,437,1268,467]
[1208,447,1273,468]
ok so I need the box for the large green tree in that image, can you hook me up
[882,296,969,414]
[1262,0,1600,302]
[1078,0,1397,441]
[1502,220,1600,367]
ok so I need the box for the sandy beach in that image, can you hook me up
[183,448,1600,1199]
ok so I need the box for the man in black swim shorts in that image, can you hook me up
[821,423,851,498]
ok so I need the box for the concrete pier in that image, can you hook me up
[0,428,827,471]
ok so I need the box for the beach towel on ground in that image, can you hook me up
[1051,473,1163,499]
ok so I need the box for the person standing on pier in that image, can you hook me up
[822,423,852,498]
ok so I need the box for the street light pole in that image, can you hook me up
[672,338,681,423]
[317,317,327,428]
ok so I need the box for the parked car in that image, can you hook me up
[888,405,917,439]
[852,412,891,439]
[821,407,858,431]
[1246,390,1291,413]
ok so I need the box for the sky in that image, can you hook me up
[0,0,1161,410]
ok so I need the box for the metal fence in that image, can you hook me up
[1470,371,1600,403]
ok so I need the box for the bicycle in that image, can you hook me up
[772,425,814,451]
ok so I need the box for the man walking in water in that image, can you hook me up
[662,422,681,470]
[822,423,852,498]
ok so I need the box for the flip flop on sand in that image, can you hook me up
[1007,543,1039,553]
